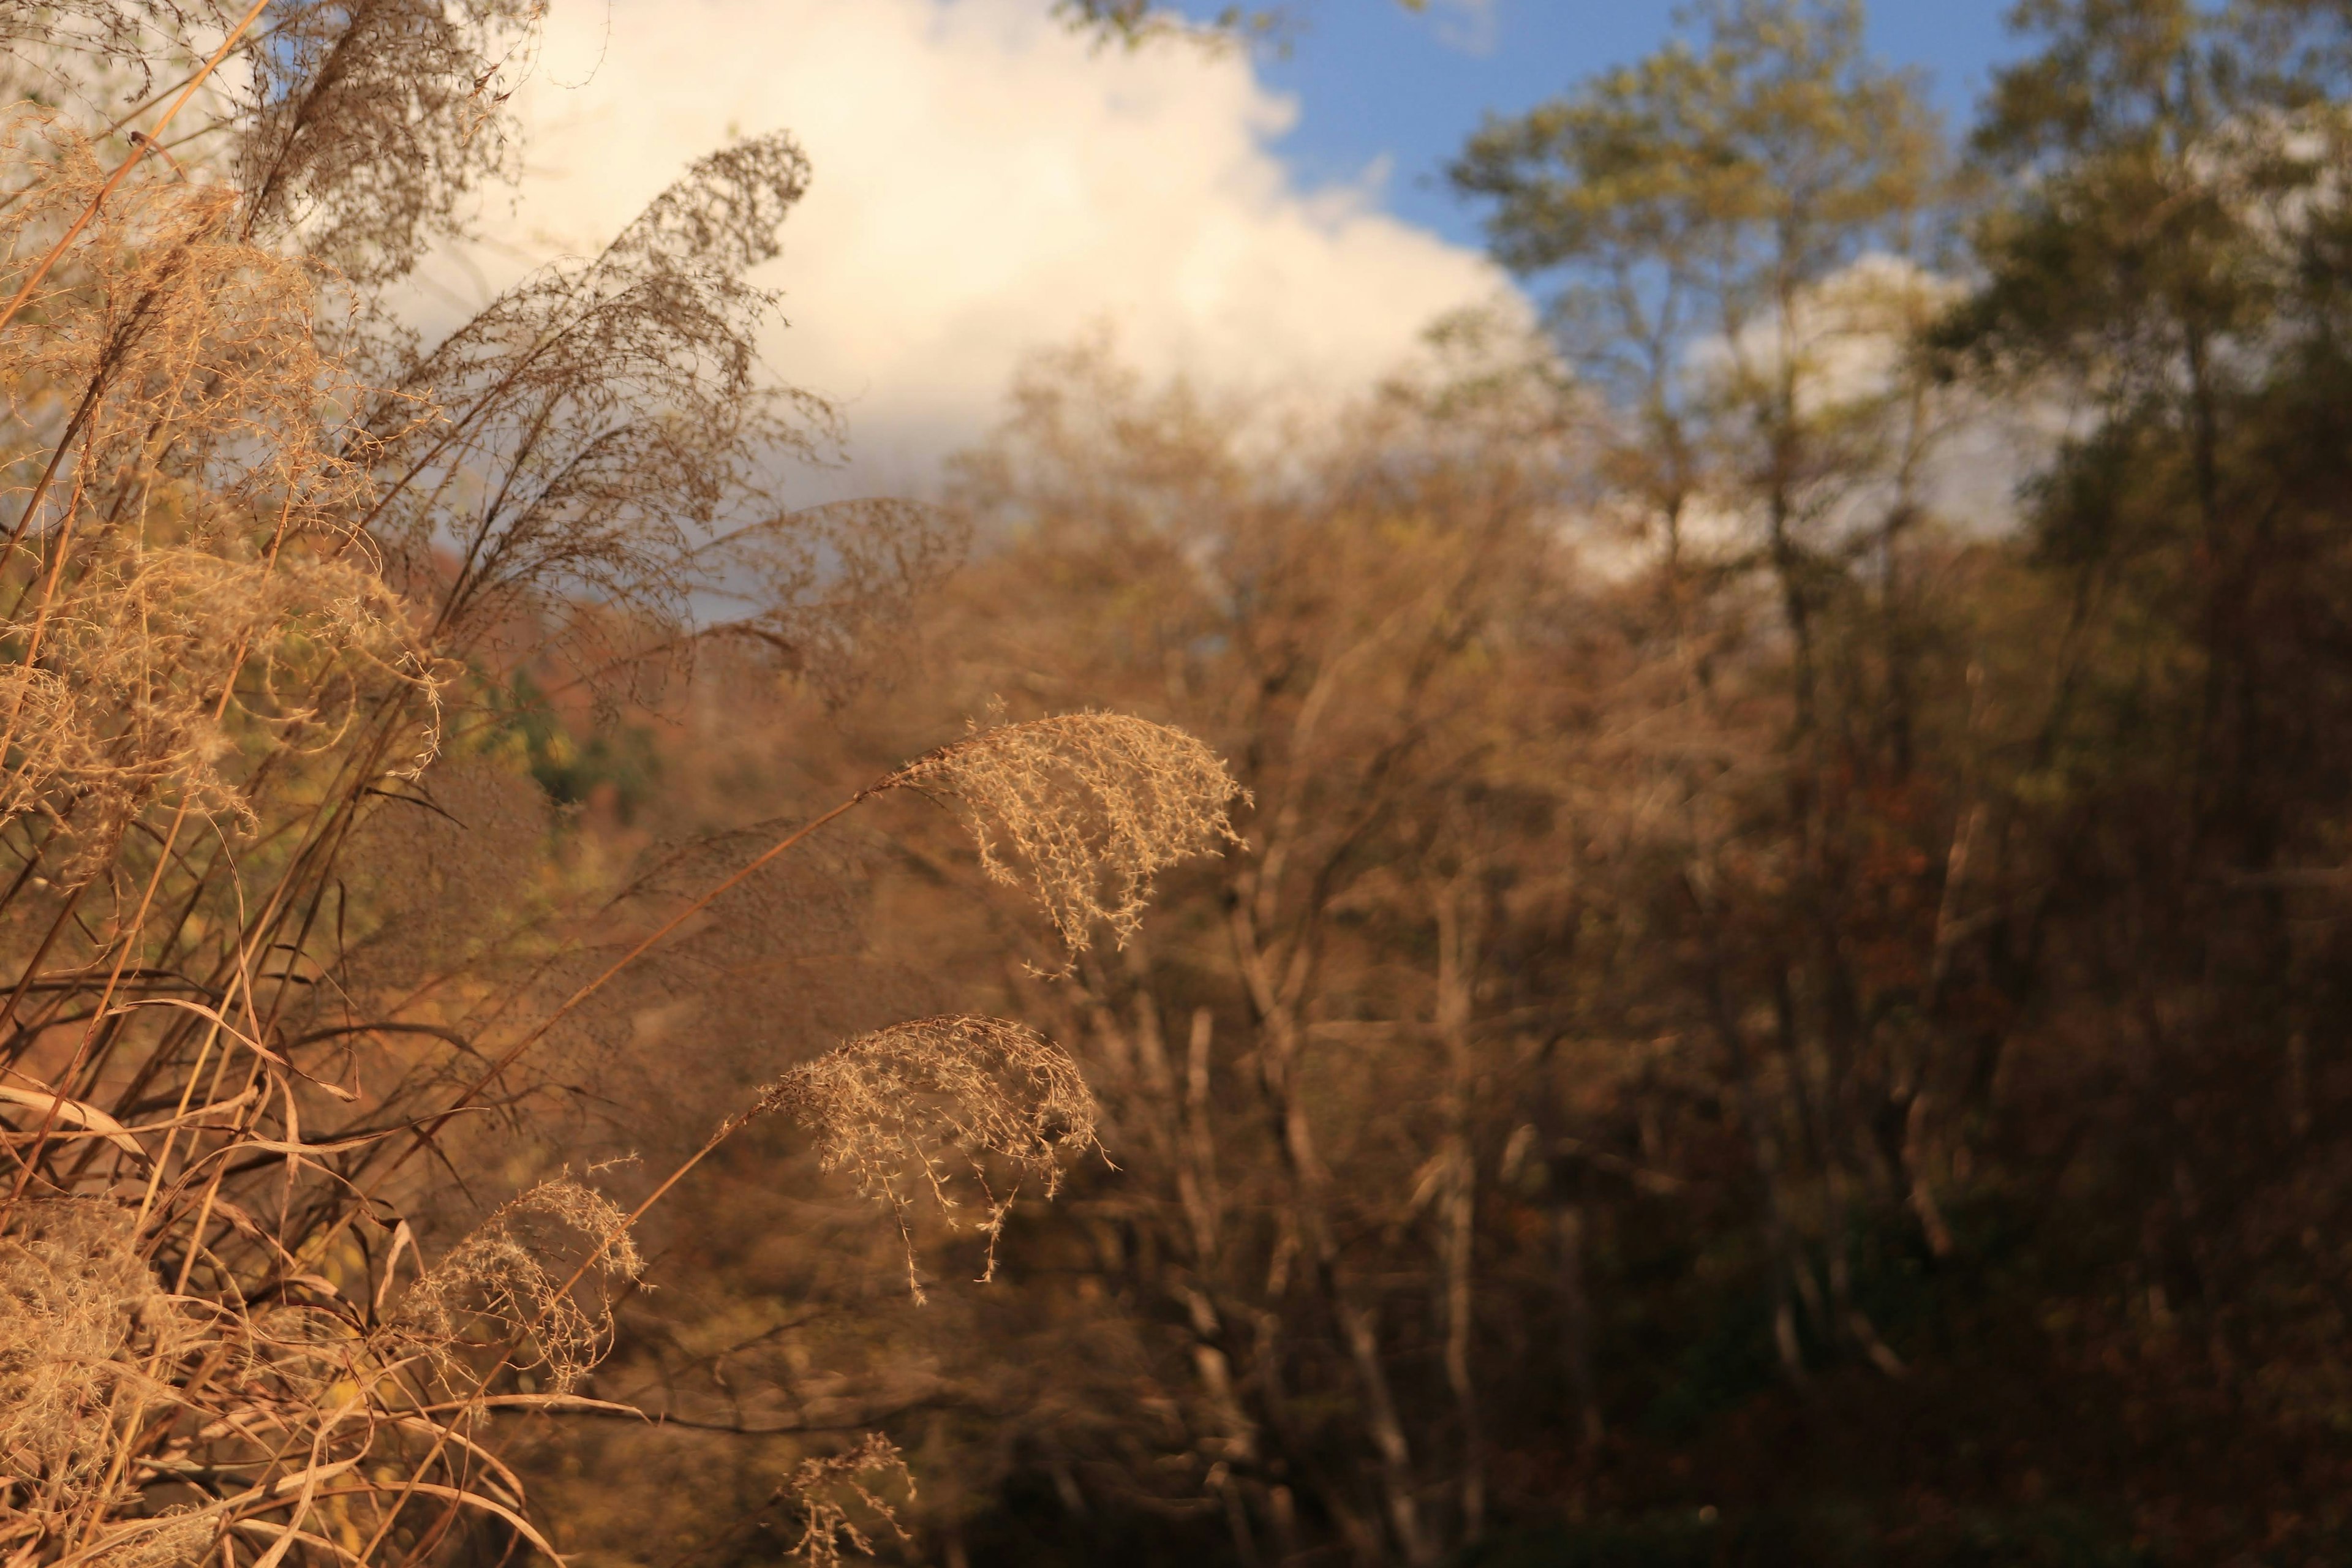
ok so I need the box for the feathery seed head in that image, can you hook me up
[752,1015,1100,1296]
[391,1178,641,1395]
[0,1200,177,1525]
[883,711,1245,968]
[778,1433,913,1568]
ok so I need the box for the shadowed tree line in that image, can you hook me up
[514,3,2352,1564]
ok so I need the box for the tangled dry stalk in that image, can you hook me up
[775,1433,914,1568]
[0,13,1245,1564]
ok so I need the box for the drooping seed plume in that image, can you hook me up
[883,711,1245,965]
[391,1178,644,1395]
[752,1016,1100,1295]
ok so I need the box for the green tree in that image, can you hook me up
[1943,0,2352,1480]
[1453,0,1960,1381]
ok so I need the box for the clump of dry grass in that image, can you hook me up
[753,1016,1099,1295]
[777,1433,913,1568]
[0,1200,178,1529]
[1,109,384,530]
[885,711,1245,964]
[0,23,1246,1562]
[83,1508,214,1568]
[82,1508,214,1568]
[0,108,439,875]
[393,1178,644,1395]
[0,545,427,871]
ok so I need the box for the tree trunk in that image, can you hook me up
[1437,883,1486,1543]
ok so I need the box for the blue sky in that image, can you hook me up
[1178,1,2027,251]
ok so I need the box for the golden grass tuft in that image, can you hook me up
[0,40,1241,1562]
[1,545,428,870]
[885,710,1245,965]
[753,1015,1099,1296]
[83,1508,213,1568]
[0,1200,178,1528]
[393,1179,644,1396]
[0,110,440,875]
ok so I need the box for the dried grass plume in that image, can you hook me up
[777,1433,913,1568]
[753,1016,1100,1297]
[884,711,1245,965]
[0,1200,179,1528]
[393,1178,644,1395]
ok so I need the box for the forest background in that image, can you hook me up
[4,1,2352,1566]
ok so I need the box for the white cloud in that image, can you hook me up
[1424,0,1501,57]
[422,0,1513,481]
